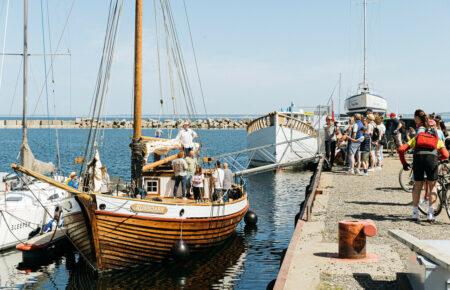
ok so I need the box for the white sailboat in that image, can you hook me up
[246,103,320,167]
[0,0,70,251]
[344,0,387,115]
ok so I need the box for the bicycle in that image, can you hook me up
[418,161,450,219]
[399,165,414,192]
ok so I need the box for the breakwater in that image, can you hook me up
[0,118,252,129]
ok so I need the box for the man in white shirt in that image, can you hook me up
[212,160,224,202]
[176,121,198,156]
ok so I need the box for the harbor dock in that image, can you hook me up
[275,157,450,289]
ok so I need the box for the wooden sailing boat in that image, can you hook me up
[344,0,387,115]
[12,0,249,272]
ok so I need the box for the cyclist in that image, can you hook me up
[398,109,449,222]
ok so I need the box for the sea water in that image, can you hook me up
[0,129,309,289]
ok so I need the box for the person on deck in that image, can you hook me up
[398,109,449,222]
[191,166,204,202]
[172,151,188,199]
[324,116,338,170]
[212,160,224,202]
[176,121,198,156]
[222,163,233,202]
[66,172,79,189]
[185,150,198,198]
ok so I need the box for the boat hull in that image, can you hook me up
[247,112,318,167]
[62,194,249,272]
[344,92,387,115]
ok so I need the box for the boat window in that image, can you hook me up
[145,179,159,194]
[5,195,22,202]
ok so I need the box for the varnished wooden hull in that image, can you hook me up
[63,195,249,272]
[93,205,248,271]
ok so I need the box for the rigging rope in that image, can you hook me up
[182,0,208,117]
[32,0,76,116]
[0,0,10,94]
[80,0,123,178]
[40,0,53,156]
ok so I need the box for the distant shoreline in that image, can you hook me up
[0,118,252,129]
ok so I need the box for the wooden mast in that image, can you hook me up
[20,0,29,166]
[131,0,144,188]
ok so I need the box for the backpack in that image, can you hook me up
[416,129,439,150]
[372,127,380,142]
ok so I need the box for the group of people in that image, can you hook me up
[171,150,233,203]
[325,108,450,223]
[324,110,387,175]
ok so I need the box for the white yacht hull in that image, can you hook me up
[247,113,318,167]
[345,92,387,115]
[0,178,69,251]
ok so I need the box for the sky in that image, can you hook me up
[0,0,450,117]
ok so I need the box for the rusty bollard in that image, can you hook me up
[338,220,377,259]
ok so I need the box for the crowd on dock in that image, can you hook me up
[324,109,450,223]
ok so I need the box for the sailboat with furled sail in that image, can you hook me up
[12,0,250,272]
[0,0,70,251]
[344,0,387,115]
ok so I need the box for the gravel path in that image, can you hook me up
[319,157,450,289]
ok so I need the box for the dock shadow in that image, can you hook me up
[347,212,411,222]
[353,273,409,290]
[375,186,405,192]
[313,252,338,259]
[345,201,411,207]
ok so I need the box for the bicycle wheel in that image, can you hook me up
[399,167,414,192]
[441,180,450,219]
[418,182,443,216]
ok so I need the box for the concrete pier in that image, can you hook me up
[275,157,450,290]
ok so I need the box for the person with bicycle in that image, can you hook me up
[398,109,449,222]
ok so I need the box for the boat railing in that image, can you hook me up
[277,113,318,137]
[246,113,276,134]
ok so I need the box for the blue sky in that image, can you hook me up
[0,0,450,117]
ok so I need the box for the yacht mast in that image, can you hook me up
[131,0,143,188]
[20,0,29,166]
[362,0,368,92]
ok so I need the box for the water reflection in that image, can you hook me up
[67,235,246,290]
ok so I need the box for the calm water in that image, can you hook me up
[0,129,309,289]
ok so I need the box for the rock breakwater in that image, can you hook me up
[0,118,253,129]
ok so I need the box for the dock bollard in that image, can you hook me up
[338,220,377,259]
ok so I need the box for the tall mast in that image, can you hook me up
[131,0,143,188]
[133,0,142,139]
[20,0,29,166]
[362,0,368,90]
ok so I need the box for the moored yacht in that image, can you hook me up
[344,0,388,116]
[246,103,319,167]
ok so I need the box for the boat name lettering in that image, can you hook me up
[130,204,168,214]
[10,221,31,231]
